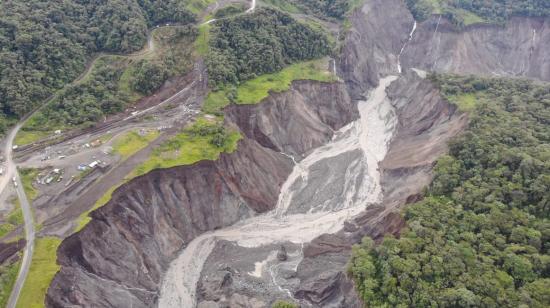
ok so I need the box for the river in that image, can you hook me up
[158,75,399,307]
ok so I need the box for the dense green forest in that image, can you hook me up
[290,0,357,19]
[213,4,248,18]
[406,0,550,25]
[18,26,197,136]
[263,0,361,20]
[205,8,331,88]
[0,0,197,135]
[349,76,550,307]
[29,59,128,130]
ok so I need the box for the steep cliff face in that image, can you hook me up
[47,138,291,308]
[226,81,355,157]
[293,2,550,306]
[46,80,353,307]
[340,0,550,87]
[293,71,468,307]
[46,0,550,306]
[402,16,550,81]
[338,0,414,99]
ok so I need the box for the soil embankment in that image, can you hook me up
[402,16,550,81]
[293,70,468,306]
[45,0,550,306]
[46,80,353,307]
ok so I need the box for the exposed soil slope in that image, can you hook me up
[45,0,550,306]
[46,80,353,307]
[402,17,550,81]
[338,0,413,99]
[293,70,468,307]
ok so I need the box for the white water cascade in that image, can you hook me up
[397,20,417,73]
[158,76,399,307]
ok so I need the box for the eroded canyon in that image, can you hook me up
[45,0,550,307]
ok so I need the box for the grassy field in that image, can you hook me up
[195,24,211,56]
[203,58,337,113]
[416,0,485,25]
[0,200,24,239]
[427,0,443,14]
[19,168,40,202]
[14,130,51,147]
[112,130,160,159]
[17,237,62,308]
[448,92,478,112]
[77,117,241,231]
[0,259,22,308]
[455,8,485,25]
[133,118,241,176]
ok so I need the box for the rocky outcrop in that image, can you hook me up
[293,70,468,307]
[338,0,414,99]
[402,16,550,81]
[46,80,354,308]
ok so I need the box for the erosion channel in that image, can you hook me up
[46,0,550,307]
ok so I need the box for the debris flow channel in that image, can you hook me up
[158,75,400,307]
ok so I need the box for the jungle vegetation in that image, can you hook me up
[205,8,331,88]
[0,0,197,135]
[17,26,197,141]
[349,75,550,307]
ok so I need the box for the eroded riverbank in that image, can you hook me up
[159,76,399,307]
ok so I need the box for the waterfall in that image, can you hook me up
[397,21,417,73]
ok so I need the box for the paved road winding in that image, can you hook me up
[4,123,35,308]
[1,24,166,308]
[3,2,256,304]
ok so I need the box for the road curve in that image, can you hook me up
[3,2,255,305]
[1,23,163,308]
[4,122,35,308]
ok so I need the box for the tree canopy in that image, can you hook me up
[291,0,356,20]
[0,0,196,134]
[205,8,331,88]
[19,26,197,135]
[349,75,550,308]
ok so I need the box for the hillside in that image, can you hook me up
[349,75,550,307]
[406,0,550,26]
[0,0,549,307]
[0,0,197,134]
